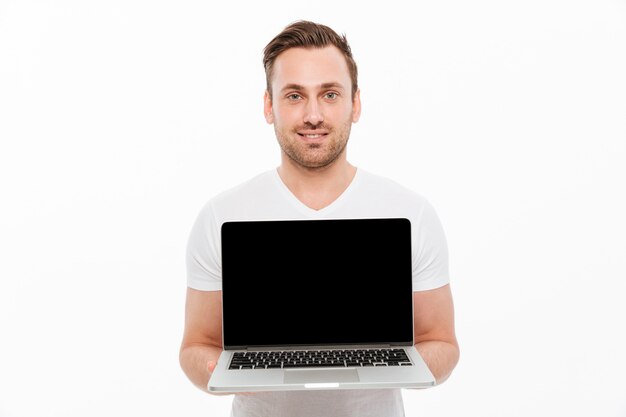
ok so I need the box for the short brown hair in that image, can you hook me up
[263,20,358,99]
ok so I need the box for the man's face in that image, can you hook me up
[264,46,361,169]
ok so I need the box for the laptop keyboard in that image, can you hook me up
[229,348,413,370]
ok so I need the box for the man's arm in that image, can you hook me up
[179,288,224,394]
[413,284,460,385]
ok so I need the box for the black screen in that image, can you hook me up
[221,218,413,349]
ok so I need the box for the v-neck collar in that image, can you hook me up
[271,168,361,218]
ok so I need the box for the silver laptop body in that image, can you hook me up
[208,218,435,392]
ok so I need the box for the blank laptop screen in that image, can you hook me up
[221,218,414,349]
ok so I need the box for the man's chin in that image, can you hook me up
[290,153,342,170]
[278,136,347,170]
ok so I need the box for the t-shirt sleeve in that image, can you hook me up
[412,200,450,291]
[186,201,222,291]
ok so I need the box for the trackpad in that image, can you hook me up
[284,369,360,384]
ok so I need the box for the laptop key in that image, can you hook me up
[282,363,302,368]
[319,362,346,367]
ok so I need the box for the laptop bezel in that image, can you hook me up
[220,218,415,351]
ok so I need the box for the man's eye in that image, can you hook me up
[325,92,338,100]
[287,94,301,100]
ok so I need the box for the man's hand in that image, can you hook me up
[413,284,460,384]
[179,289,225,394]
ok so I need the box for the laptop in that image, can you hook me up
[208,218,435,392]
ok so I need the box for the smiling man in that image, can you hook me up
[267,46,358,170]
[264,36,362,210]
[180,21,459,417]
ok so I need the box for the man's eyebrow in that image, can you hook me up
[280,82,346,92]
[320,82,345,91]
[281,83,304,92]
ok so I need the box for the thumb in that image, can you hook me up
[208,360,217,372]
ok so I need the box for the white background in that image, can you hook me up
[1,0,625,416]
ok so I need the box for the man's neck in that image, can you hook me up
[277,156,357,211]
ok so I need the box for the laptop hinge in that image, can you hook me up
[235,344,404,351]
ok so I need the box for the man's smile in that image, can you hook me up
[297,130,329,140]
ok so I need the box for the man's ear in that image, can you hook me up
[264,90,274,124]
[352,88,361,123]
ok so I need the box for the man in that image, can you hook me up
[180,20,459,417]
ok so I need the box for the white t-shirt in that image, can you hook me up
[186,168,450,417]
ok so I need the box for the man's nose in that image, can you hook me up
[303,99,324,126]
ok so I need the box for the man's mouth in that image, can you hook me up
[297,130,329,140]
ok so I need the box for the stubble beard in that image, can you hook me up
[274,120,352,170]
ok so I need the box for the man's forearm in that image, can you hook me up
[415,340,460,385]
[179,344,223,393]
